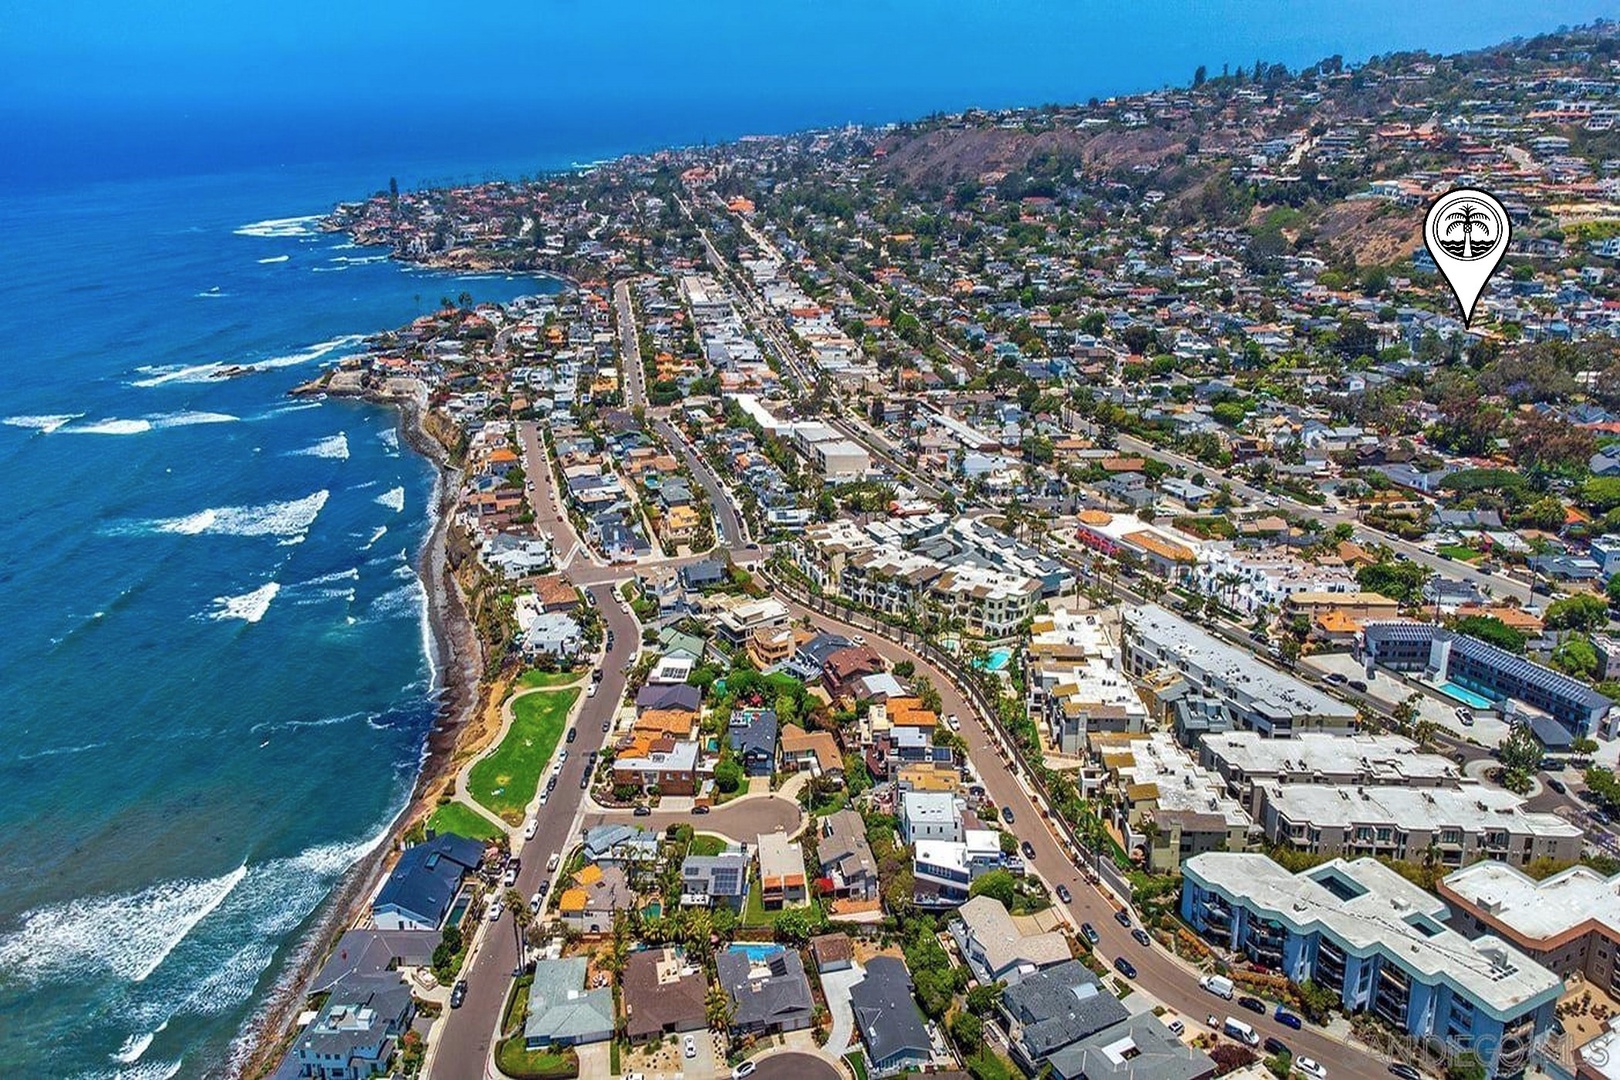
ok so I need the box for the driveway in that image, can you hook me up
[819,963,864,1058]
[581,794,803,843]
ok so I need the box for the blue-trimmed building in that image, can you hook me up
[1181,853,1560,1076]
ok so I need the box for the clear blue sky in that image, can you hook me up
[5,0,1616,112]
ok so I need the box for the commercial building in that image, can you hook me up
[1441,861,1620,993]
[1181,853,1561,1076]
[1074,510,1203,581]
[1122,605,1358,737]
[1360,622,1613,741]
[1256,782,1581,869]
[1198,731,1464,816]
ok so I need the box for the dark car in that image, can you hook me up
[1114,909,1133,928]
[1055,884,1072,904]
[1001,806,1015,825]
[579,774,590,788]
[1548,777,1568,795]
[1274,1008,1303,1029]
[545,776,557,793]
[693,804,711,815]
[1349,679,1369,693]
[633,805,652,816]
[1237,995,1265,1014]
[1021,840,1037,860]
[1112,956,1137,979]
[449,980,468,1009]
[1387,1065,1422,1080]
[1131,928,1151,947]
[566,728,578,744]
[1263,1036,1289,1057]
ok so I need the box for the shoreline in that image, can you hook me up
[237,389,484,1080]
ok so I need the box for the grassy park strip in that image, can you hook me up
[468,687,580,824]
[425,800,504,842]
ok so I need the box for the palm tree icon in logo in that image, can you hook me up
[1440,200,1496,260]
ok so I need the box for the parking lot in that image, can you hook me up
[1302,652,1512,747]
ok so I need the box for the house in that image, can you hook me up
[524,957,615,1048]
[728,708,778,777]
[579,824,661,866]
[1046,1015,1216,1080]
[850,956,933,1076]
[556,863,637,935]
[817,809,879,902]
[1000,960,1130,1070]
[810,933,855,973]
[757,833,809,908]
[287,972,415,1080]
[612,737,705,796]
[716,946,815,1036]
[635,683,702,715]
[823,646,887,699]
[779,723,843,777]
[681,849,751,910]
[950,895,1072,986]
[681,559,728,591]
[371,832,484,931]
[622,947,710,1042]
[309,929,437,993]
[901,791,963,844]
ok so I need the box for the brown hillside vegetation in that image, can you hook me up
[1315,199,1424,266]
[876,125,1185,184]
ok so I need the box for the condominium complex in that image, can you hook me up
[1182,853,1561,1076]
[1121,605,1358,737]
[1255,783,1582,870]
[1024,609,1147,754]
[1197,730,1464,815]
[1441,861,1620,993]
[1090,731,1253,874]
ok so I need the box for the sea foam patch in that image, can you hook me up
[207,582,280,623]
[290,433,349,460]
[233,215,323,238]
[136,490,330,539]
[3,413,84,434]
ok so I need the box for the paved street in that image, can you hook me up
[581,793,802,842]
[748,1050,841,1080]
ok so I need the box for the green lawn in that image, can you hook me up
[516,669,584,689]
[689,834,727,857]
[843,1052,868,1080]
[469,687,580,824]
[742,875,824,928]
[495,1039,578,1080]
[1436,544,1482,562]
[427,800,504,842]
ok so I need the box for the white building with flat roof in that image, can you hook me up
[1026,609,1146,754]
[1198,730,1464,814]
[1441,861,1620,992]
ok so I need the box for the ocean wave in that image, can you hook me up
[359,525,388,551]
[137,490,329,539]
[256,255,290,264]
[73,418,154,435]
[309,265,347,273]
[329,254,388,265]
[83,1060,182,1080]
[296,567,361,588]
[112,1023,164,1066]
[0,865,248,984]
[63,412,239,435]
[250,710,367,735]
[194,288,228,299]
[234,215,322,239]
[208,582,280,623]
[378,427,399,452]
[364,582,423,623]
[257,334,366,371]
[375,485,405,513]
[290,432,349,460]
[14,740,109,763]
[129,363,226,388]
[3,413,83,434]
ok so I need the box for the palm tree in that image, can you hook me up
[1443,204,1492,259]
[504,888,530,969]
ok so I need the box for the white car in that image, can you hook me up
[487,899,502,923]
[523,818,538,840]
[557,749,568,762]
[683,1034,697,1059]
[1294,1058,1327,1080]
[732,1064,756,1080]
[587,683,598,698]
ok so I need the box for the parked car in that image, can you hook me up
[1274,1008,1303,1029]
[566,728,577,744]
[580,774,590,788]
[1237,995,1265,1014]
[1112,956,1137,979]
[1348,679,1368,693]
[1081,923,1099,945]
[487,899,502,923]
[683,1034,697,1059]
[603,719,611,732]
[1387,1065,1421,1080]
[732,1064,757,1080]
[546,853,560,873]
[633,805,652,816]
[693,804,711,815]
[449,980,467,1009]
[1549,777,1568,795]
[1055,884,1072,904]
[523,818,538,841]
[587,683,598,699]
[1131,928,1151,947]
[1263,1036,1289,1057]
[1021,840,1037,860]
[1323,672,1347,685]
[1114,909,1133,928]
[1001,806,1015,825]
[1166,1019,1184,1036]
[1295,1057,1327,1079]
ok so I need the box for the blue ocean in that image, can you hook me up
[2,0,1614,1075]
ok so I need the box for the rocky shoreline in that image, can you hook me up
[237,388,484,1080]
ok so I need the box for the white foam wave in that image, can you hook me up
[112,1028,157,1065]
[296,567,361,588]
[208,582,280,623]
[152,411,238,428]
[329,254,388,265]
[378,427,399,452]
[234,215,322,238]
[130,363,225,388]
[143,490,329,539]
[63,411,238,435]
[365,583,422,622]
[14,740,109,763]
[73,419,154,435]
[194,289,228,299]
[291,433,349,460]
[87,1061,182,1080]
[0,865,248,984]
[3,413,82,434]
[257,255,290,264]
[360,525,388,550]
[309,265,347,273]
[375,485,405,513]
[258,334,366,371]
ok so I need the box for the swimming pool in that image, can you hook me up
[727,943,784,962]
[974,647,1013,672]
[1437,681,1495,710]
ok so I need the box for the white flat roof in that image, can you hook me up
[1443,860,1620,943]
[1261,783,1582,839]
[1201,731,1462,784]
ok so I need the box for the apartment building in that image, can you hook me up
[1025,609,1147,755]
[1198,731,1464,815]
[1092,732,1254,874]
[1182,853,1560,1077]
[1441,861,1620,993]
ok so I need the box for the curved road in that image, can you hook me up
[773,591,1398,1080]
[748,1051,841,1080]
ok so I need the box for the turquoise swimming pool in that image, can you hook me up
[974,647,1013,672]
[728,943,784,962]
[1438,681,1495,710]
